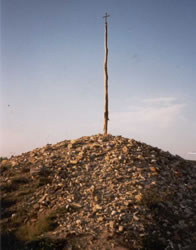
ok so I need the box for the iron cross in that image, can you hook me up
[103,12,110,23]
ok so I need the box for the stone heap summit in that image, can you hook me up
[1,134,196,249]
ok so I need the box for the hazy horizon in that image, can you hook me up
[1,0,196,160]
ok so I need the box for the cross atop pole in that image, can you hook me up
[103,12,110,24]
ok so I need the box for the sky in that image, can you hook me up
[1,0,196,160]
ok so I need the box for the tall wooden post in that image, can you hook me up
[103,12,110,135]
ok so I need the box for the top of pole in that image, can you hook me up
[103,12,110,24]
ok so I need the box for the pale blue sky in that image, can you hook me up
[1,0,196,159]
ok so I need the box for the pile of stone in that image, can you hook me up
[1,134,196,249]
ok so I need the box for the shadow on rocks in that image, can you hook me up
[1,231,68,250]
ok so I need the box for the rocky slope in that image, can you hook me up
[1,134,196,250]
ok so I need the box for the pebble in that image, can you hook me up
[118,226,123,232]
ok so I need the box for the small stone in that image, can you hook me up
[149,166,157,172]
[97,217,103,222]
[137,155,144,160]
[95,204,102,210]
[109,221,114,230]
[39,194,47,203]
[71,202,82,209]
[135,193,142,202]
[119,155,125,160]
[105,155,110,161]
[118,225,123,232]
[33,203,40,209]
[10,161,17,167]
[122,146,129,154]
[133,215,139,221]
[76,220,81,224]
[70,160,78,164]
[111,210,116,216]
[1,160,8,166]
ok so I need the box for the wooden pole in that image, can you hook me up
[103,13,110,135]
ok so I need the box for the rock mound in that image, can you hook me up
[1,134,196,249]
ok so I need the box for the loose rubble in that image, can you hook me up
[1,134,196,249]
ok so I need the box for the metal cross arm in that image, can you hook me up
[103,12,110,23]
